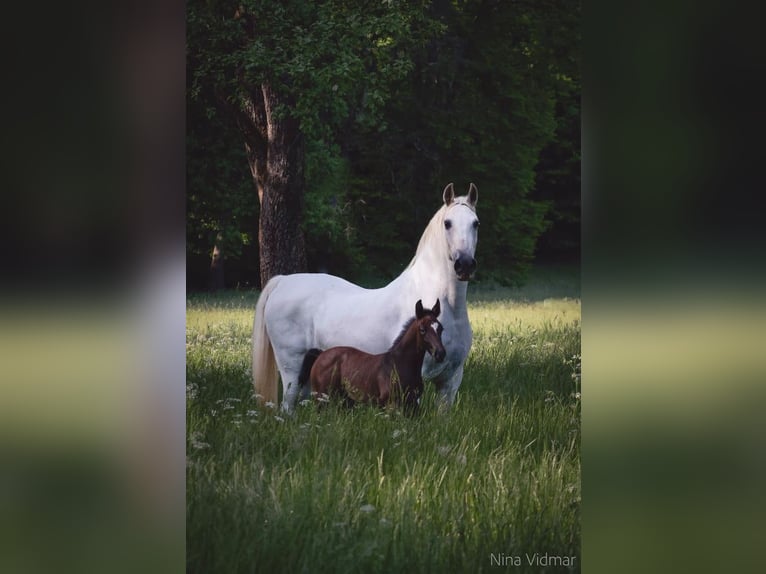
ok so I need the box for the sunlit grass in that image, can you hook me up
[187,271,581,573]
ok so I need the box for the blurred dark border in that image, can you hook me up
[0,2,186,573]
[2,0,765,572]
[0,1,184,295]
[584,1,766,573]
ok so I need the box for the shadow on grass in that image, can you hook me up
[187,290,259,311]
[468,263,580,304]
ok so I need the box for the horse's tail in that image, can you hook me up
[252,275,283,406]
[298,348,322,392]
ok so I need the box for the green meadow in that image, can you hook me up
[186,268,581,573]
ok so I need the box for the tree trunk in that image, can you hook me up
[209,242,225,292]
[242,83,307,288]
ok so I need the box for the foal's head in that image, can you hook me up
[414,299,446,362]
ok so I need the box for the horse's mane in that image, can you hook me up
[389,317,416,351]
[389,310,440,351]
[404,196,477,271]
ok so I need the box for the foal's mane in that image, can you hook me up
[389,313,436,351]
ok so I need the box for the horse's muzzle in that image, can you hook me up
[454,255,477,281]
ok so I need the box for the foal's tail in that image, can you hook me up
[298,348,322,391]
[252,275,283,406]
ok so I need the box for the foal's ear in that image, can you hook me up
[415,299,425,319]
[468,183,478,207]
[432,299,441,318]
[442,183,455,206]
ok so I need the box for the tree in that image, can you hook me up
[186,39,258,290]
[339,0,577,283]
[186,1,581,288]
[188,0,438,287]
[530,0,581,262]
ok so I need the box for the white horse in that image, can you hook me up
[252,183,479,413]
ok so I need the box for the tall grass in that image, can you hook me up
[187,270,580,573]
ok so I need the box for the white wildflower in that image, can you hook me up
[360,504,375,513]
[274,416,284,423]
[189,432,210,450]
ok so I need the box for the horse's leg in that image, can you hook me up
[437,364,464,411]
[274,353,307,415]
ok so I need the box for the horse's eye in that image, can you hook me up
[419,327,426,335]
[473,220,479,229]
[444,220,452,230]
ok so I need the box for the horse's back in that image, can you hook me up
[310,346,357,392]
[311,345,388,403]
[269,272,361,299]
[265,272,404,355]
[265,273,366,323]
[312,346,369,375]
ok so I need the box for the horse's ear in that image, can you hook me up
[432,299,441,318]
[468,183,478,207]
[443,183,454,206]
[415,299,424,319]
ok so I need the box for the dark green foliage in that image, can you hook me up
[303,143,367,277]
[339,0,573,283]
[187,0,580,288]
[531,2,582,261]
[186,95,259,287]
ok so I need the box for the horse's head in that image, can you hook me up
[415,299,446,362]
[442,183,479,281]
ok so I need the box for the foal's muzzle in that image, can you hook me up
[432,347,446,362]
[454,254,477,281]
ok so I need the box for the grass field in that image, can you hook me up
[186,267,581,573]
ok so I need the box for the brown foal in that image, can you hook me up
[299,300,446,411]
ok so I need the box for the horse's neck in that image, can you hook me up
[389,327,426,375]
[403,247,468,315]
